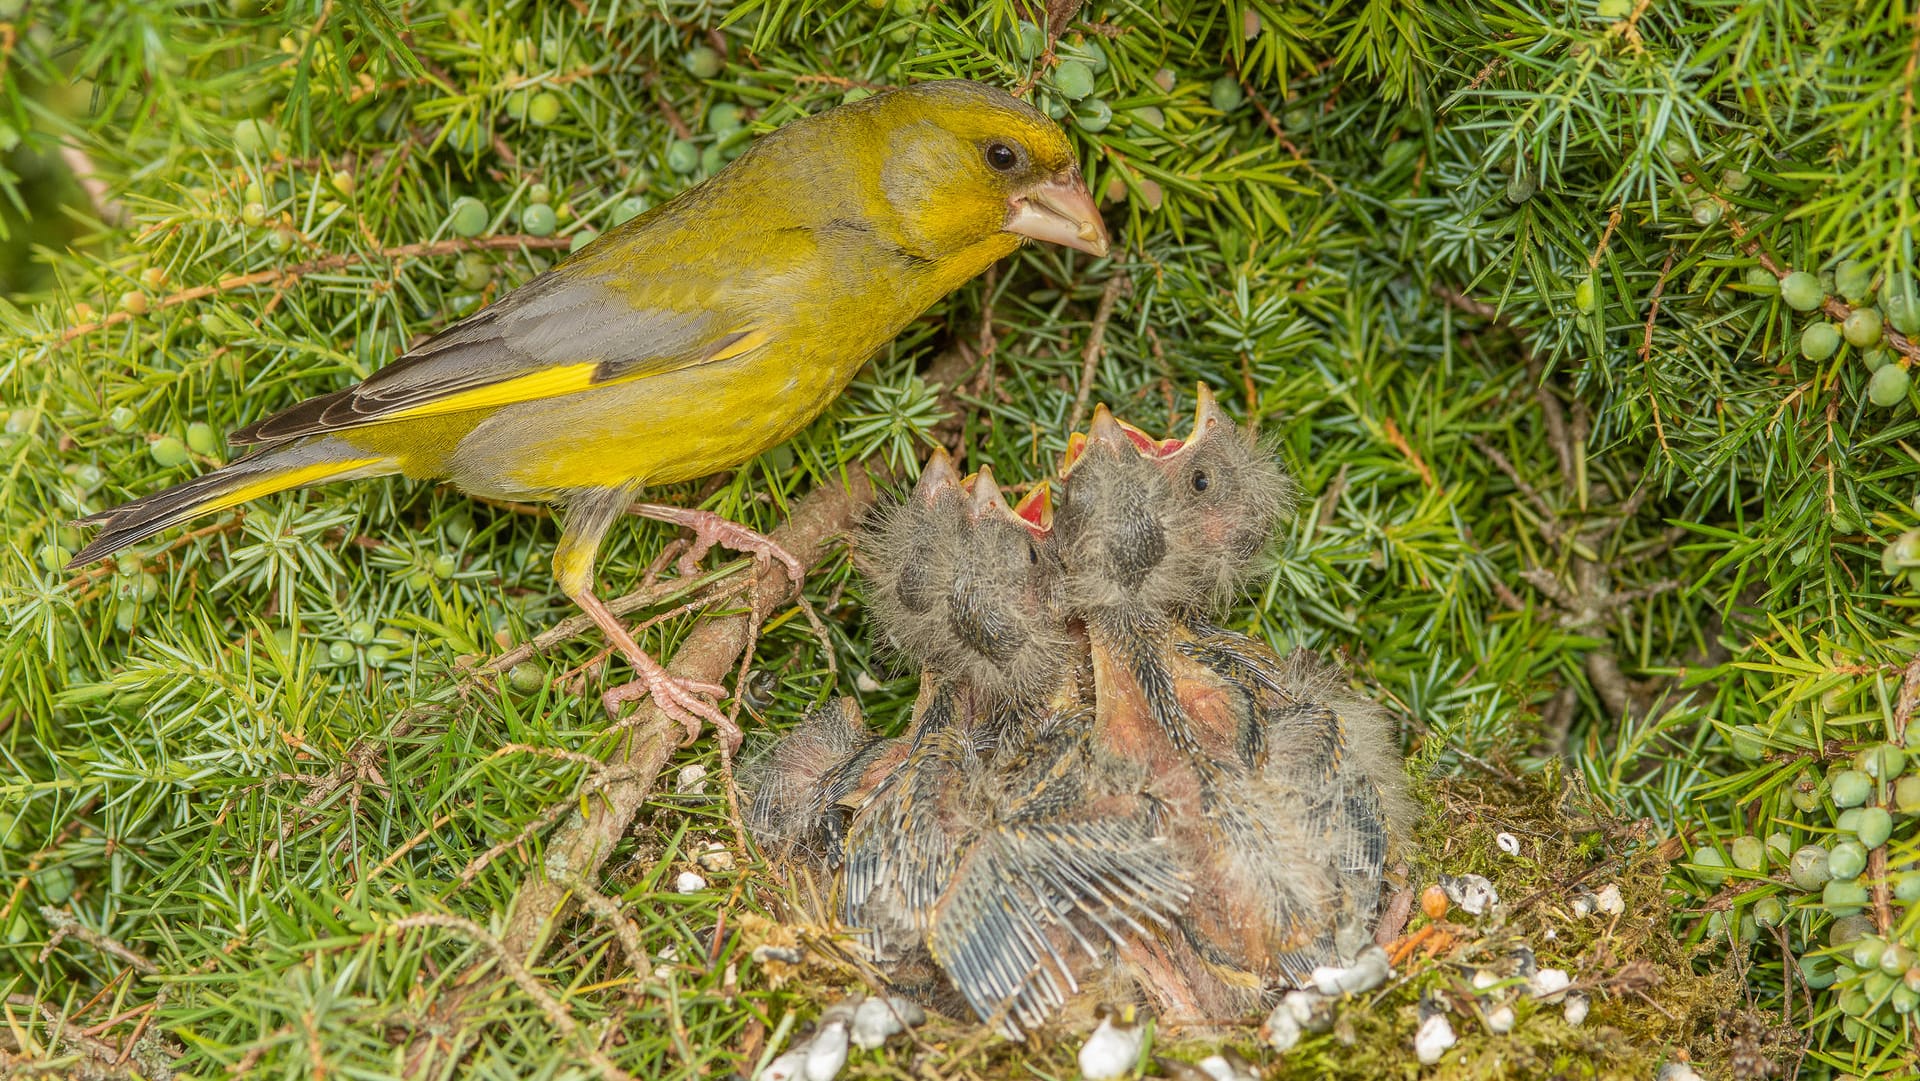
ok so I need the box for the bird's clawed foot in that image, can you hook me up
[571,585,734,745]
[629,503,807,587]
[602,661,733,747]
[1385,924,1456,967]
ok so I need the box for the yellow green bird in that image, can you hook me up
[70,79,1108,744]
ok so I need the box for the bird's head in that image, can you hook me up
[1056,386,1293,615]
[945,464,1059,666]
[860,80,1108,263]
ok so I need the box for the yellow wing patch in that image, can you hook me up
[705,327,769,364]
[378,363,605,424]
[373,329,769,425]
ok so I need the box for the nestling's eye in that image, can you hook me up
[1028,543,1039,564]
[1191,470,1210,492]
[985,141,1019,172]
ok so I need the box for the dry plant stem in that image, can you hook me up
[5,993,127,1069]
[455,758,662,887]
[266,724,409,858]
[553,870,650,975]
[388,913,638,1081]
[1639,249,1678,456]
[365,811,457,887]
[1232,64,1339,192]
[1068,272,1131,432]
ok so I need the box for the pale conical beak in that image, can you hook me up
[912,445,964,505]
[1189,383,1228,441]
[965,464,1013,520]
[1062,431,1090,473]
[1005,169,1110,257]
[1086,403,1133,454]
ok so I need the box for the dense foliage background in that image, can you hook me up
[4,0,1920,1076]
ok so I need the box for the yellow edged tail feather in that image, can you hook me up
[68,446,392,567]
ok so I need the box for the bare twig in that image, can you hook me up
[1588,205,1623,270]
[1472,434,1564,545]
[1433,284,1497,321]
[554,870,650,974]
[1382,417,1437,490]
[1893,649,1920,745]
[5,993,128,1071]
[1068,273,1131,432]
[48,235,570,347]
[1639,248,1678,457]
[364,811,457,886]
[38,907,160,975]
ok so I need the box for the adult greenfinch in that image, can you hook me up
[70,79,1109,743]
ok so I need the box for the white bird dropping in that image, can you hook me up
[1260,1000,1302,1052]
[1530,967,1571,998]
[1563,991,1591,1026]
[1594,883,1625,916]
[851,996,904,1049]
[803,1019,849,1081]
[1079,1007,1144,1080]
[1414,1013,1456,1065]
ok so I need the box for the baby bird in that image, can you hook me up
[917,707,1191,1034]
[1178,630,1413,956]
[859,446,1075,709]
[839,460,1186,1033]
[749,452,1062,873]
[743,695,891,867]
[1053,388,1408,1014]
[1084,392,1413,890]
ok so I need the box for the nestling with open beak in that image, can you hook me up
[859,447,1076,710]
[1052,388,1409,1014]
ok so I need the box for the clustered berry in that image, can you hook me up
[1696,724,1920,1036]
[1769,258,1919,408]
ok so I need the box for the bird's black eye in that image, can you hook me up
[1028,544,1039,564]
[1191,470,1210,492]
[985,141,1018,171]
